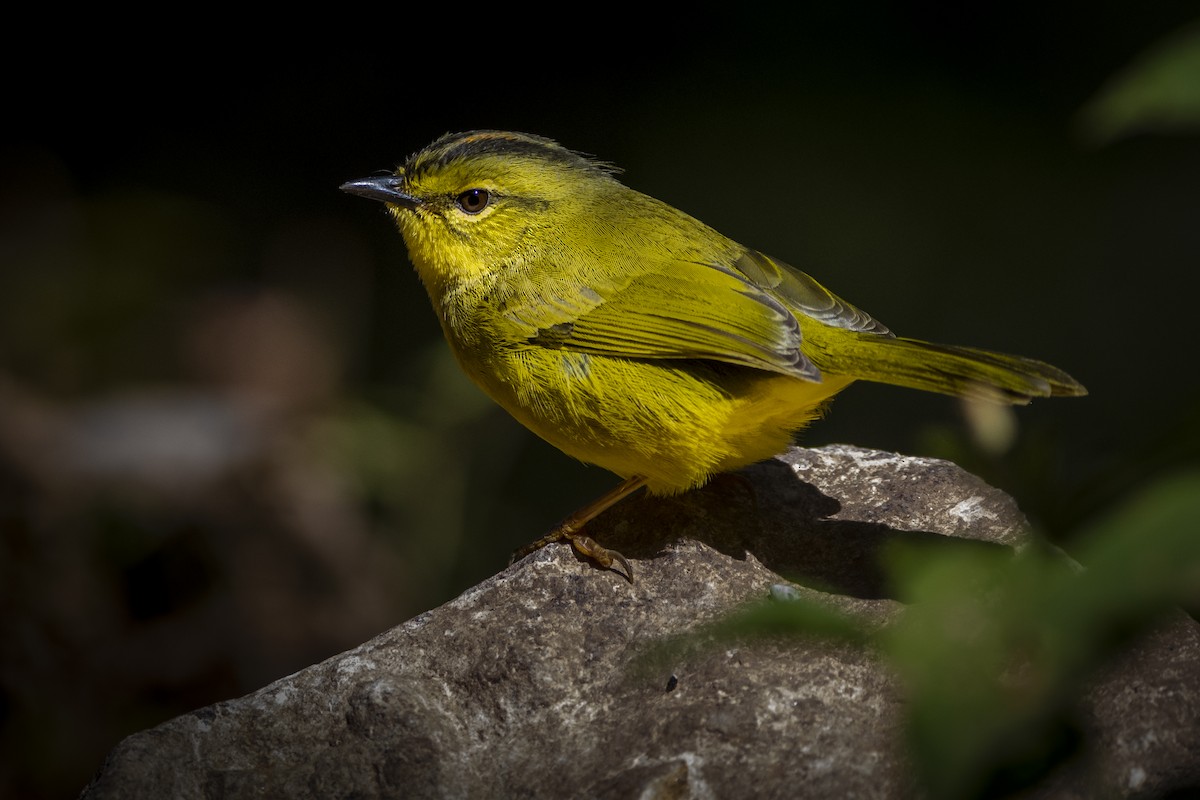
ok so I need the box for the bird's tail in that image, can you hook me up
[810,334,1087,404]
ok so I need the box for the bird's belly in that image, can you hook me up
[464,348,853,494]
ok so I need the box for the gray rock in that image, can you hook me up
[81,445,1200,799]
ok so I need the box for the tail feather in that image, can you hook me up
[812,335,1088,404]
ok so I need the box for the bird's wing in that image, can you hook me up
[730,250,892,337]
[505,247,892,382]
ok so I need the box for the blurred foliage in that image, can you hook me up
[683,470,1200,799]
[1080,20,1200,144]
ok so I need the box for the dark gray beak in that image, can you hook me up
[340,176,420,209]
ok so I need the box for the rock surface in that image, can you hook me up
[81,445,1200,799]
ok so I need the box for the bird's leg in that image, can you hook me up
[509,475,649,581]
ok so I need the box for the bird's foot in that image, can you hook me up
[509,524,632,582]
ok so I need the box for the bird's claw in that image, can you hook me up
[509,528,633,582]
[569,533,633,582]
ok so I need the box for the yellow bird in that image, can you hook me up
[343,130,1085,578]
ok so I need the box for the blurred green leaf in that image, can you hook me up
[881,543,1079,799]
[1071,471,1200,619]
[1080,20,1200,144]
[885,471,1200,798]
[665,471,1200,799]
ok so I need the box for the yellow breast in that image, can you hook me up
[458,345,853,494]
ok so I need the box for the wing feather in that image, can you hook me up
[504,247,892,384]
[513,255,821,381]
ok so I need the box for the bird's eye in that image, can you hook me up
[456,188,491,214]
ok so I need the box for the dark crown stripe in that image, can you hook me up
[407,130,615,177]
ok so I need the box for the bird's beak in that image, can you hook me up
[340,176,420,209]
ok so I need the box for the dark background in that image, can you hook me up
[3,7,1199,797]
